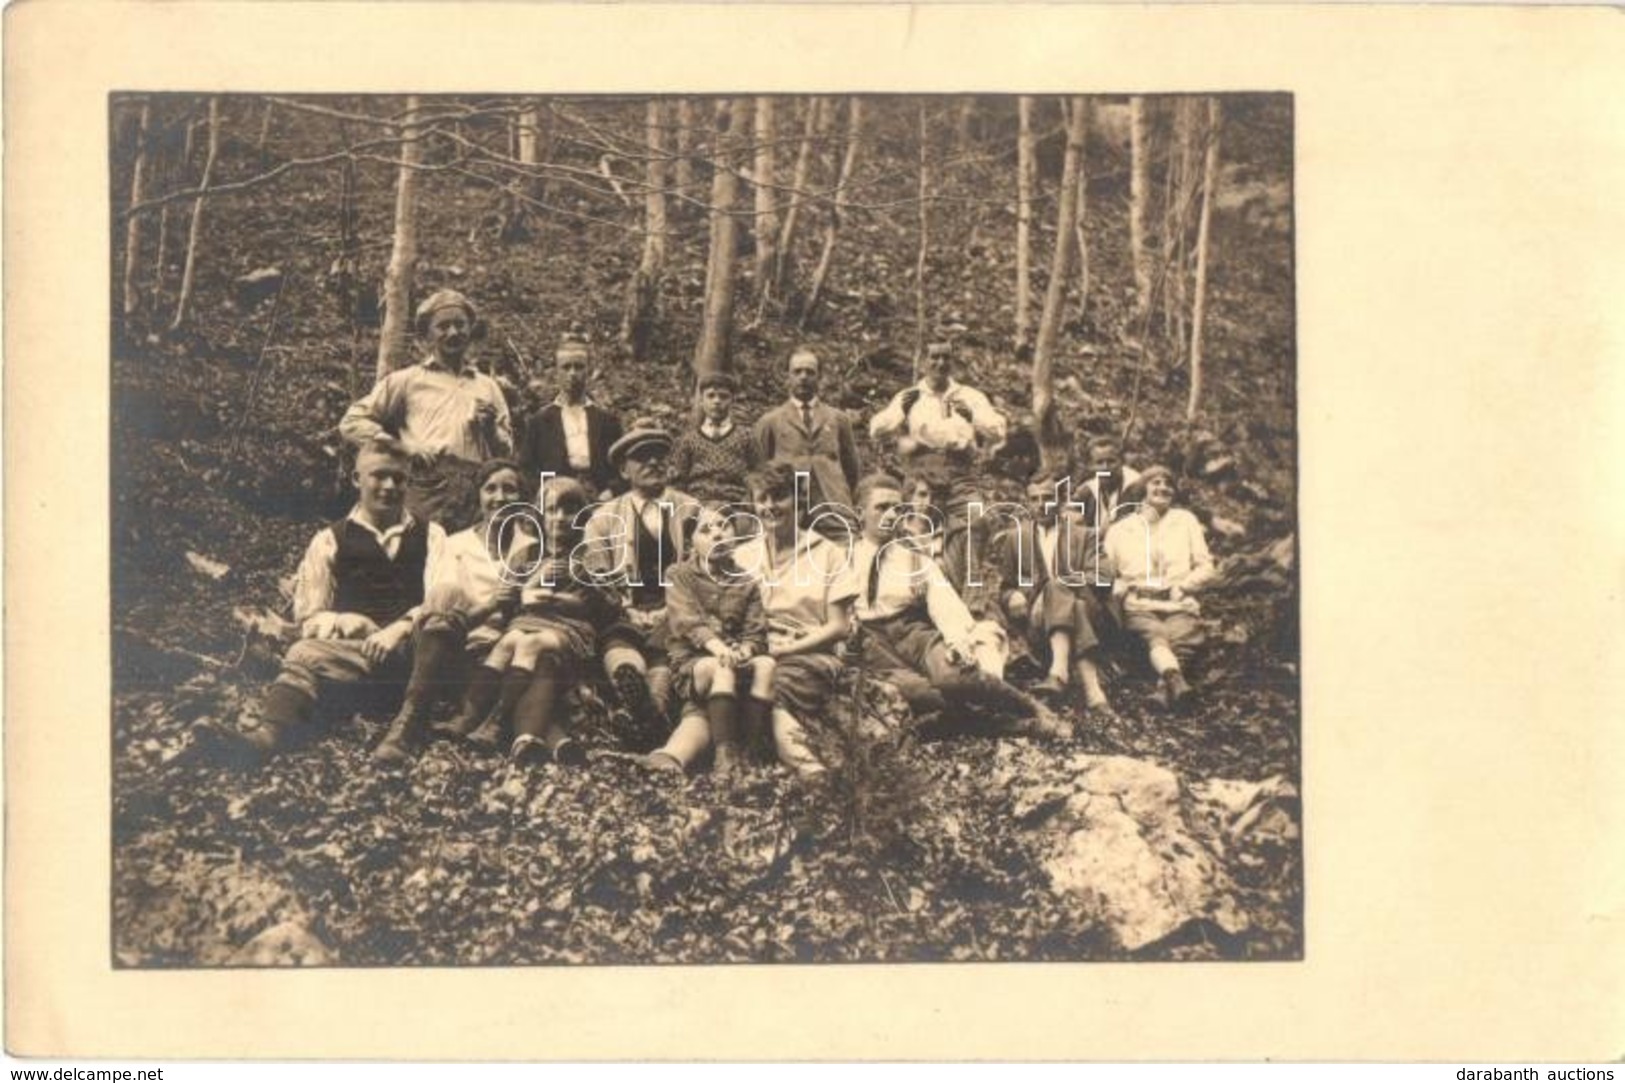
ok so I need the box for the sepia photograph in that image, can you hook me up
[107,91,1300,968]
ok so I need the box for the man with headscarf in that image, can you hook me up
[340,289,513,527]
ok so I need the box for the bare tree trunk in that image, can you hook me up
[621,99,670,361]
[954,97,976,155]
[674,98,696,207]
[257,98,275,150]
[914,102,931,377]
[376,96,422,379]
[1129,95,1151,323]
[1015,96,1036,348]
[170,97,221,331]
[151,111,175,307]
[1164,98,1200,357]
[1032,97,1088,474]
[752,96,779,305]
[502,99,544,241]
[693,99,742,382]
[1072,98,1091,324]
[773,97,822,295]
[1187,98,1221,422]
[121,100,152,319]
[801,97,864,327]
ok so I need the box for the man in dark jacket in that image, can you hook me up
[517,330,624,499]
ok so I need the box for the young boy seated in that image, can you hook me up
[1002,473,1115,719]
[669,372,760,504]
[643,502,775,779]
[192,438,447,767]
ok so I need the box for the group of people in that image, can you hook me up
[192,289,1218,782]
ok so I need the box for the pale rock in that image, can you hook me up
[1016,754,1248,950]
[230,920,334,967]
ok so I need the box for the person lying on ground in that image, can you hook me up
[517,328,624,501]
[581,421,700,746]
[191,438,446,768]
[669,371,760,504]
[372,457,535,763]
[730,461,860,780]
[641,502,776,781]
[1103,465,1216,712]
[849,474,1069,739]
[999,474,1116,721]
[339,290,512,528]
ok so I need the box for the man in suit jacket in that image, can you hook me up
[517,332,624,498]
[753,346,862,515]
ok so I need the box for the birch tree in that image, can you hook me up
[376,96,422,379]
[621,98,669,360]
[1187,98,1221,421]
[1071,98,1091,324]
[1014,96,1036,347]
[693,98,742,381]
[751,96,779,305]
[773,97,823,295]
[121,99,152,319]
[1032,97,1088,473]
[1129,96,1152,322]
[801,97,863,326]
[170,96,220,331]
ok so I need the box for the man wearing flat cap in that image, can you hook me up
[340,289,513,527]
[581,419,700,740]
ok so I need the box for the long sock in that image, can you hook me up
[741,696,775,758]
[445,664,503,732]
[706,692,738,749]
[400,625,459,715]
[659,709,711,768]
[512,658,563,744]
[1075,655,1109,707]
[488,666,537,728]
[1048,631,1072,682]
[262,681,315,730]
[1149,642,1179,676]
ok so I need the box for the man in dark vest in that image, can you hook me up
[581,421,699,742]
[192,438,447,767]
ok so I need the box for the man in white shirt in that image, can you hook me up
[850,474,1068,738]
[869,334,1007,460]
[339,290,512,527]
[191,439,447,767]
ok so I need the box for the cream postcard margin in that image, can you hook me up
[5,1,1622,1061]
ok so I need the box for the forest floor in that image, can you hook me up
[111,95,1299,966]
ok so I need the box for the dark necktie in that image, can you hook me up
[801,402,814,432]
[866,543,885,606]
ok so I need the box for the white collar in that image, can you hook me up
[346,507,416,540]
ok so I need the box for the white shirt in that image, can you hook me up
[292,509,448,624]
[554,394,593,472]
[869,377,1007,452]
[851,536,979,654]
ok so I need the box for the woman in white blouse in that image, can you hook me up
[1103,465,1215,711]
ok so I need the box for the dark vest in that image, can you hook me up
[330,517,430,626]
[630,504,674,610]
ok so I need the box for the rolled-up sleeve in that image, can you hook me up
[291,528,339,624]
[339,373,402,447]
